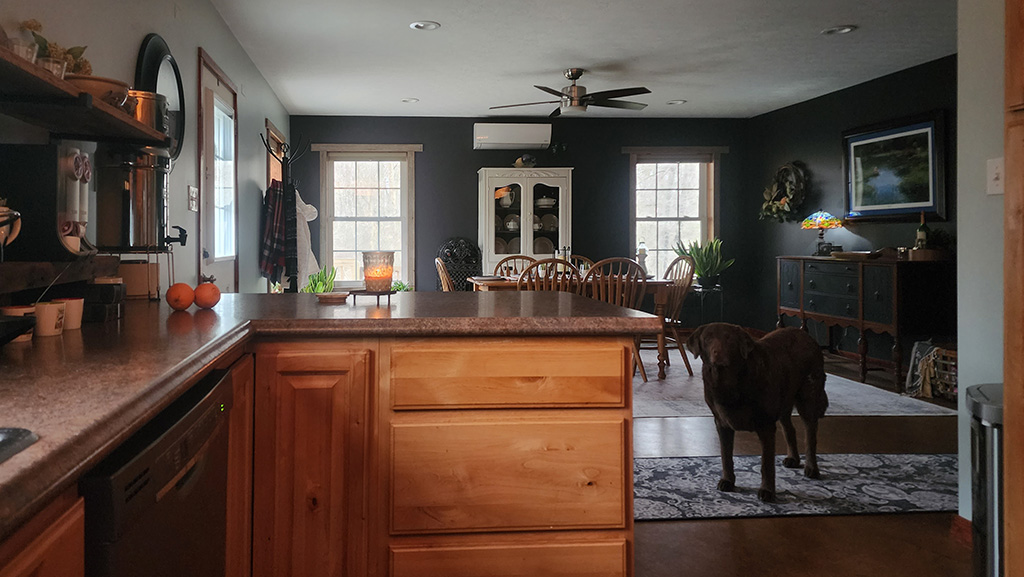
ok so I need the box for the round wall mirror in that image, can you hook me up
[135,34,185,161]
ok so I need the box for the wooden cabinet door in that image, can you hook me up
[253,345,372,577]
[225,354,255,577]
[0,494,84,577]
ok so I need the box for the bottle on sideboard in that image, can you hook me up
[915,211,930,249]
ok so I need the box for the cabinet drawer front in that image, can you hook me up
[803,293,858,319]
[391,541,626,577]
[391,420,626,533]
[863,265,895,325]
[803,261,858,276]
[390,342,627,409]
[804,272,859,296]
[778,260,801,309]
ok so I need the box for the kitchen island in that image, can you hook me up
[0,291,658,577]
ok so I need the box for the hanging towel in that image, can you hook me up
[259,179,286,283]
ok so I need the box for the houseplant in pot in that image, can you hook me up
[673,238,735,287]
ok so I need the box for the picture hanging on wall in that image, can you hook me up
[843,111,946,221]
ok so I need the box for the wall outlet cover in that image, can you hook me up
[188,185,199,212]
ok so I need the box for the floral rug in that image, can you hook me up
[634,453,957,520]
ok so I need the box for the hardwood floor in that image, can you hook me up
[633,361,970,577]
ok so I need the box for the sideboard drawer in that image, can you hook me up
[804,261,858,276]
[804,293,858,319]
[390,339,627,409]
[805,272,859,296]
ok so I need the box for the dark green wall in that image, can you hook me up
[290,55,955,338]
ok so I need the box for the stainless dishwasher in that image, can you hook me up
[80,368,233,577]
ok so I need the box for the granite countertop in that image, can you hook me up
[0,291,659,540]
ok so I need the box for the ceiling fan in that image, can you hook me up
[490,68,651,117]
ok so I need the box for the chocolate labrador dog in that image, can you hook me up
[687,323,828,502]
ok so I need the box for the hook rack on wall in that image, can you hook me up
[261,133,310,292]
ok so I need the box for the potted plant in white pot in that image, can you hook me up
[673,238,735,287]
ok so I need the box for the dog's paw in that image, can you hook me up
[757,488,776,502]
[782,456,801,468]
[717,479,736,492]
[804,466,821,479]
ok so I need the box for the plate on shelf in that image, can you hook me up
[503,214,521,232]
[508,237,521,254]
[541,214,558,231]
[316,292,350,304]
[494,214,502,231]
[494,237,507,254]
[535,197,557,209]
[534,236,555,254]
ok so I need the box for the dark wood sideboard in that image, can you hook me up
[776,256,956,390]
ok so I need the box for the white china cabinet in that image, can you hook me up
[478,167,572,274]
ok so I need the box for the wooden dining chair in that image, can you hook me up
[584,257,649,381]
[569,254,595,274]
[494,254,537,277]
[516,258,582,293]
[435,257,455,292]
[654,255,696,376]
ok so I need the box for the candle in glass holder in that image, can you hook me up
[362,251,395,292]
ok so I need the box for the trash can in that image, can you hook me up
[968,383,1004,577]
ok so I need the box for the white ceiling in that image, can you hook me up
[209,0,956,119]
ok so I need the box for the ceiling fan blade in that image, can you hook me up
[489,100,560,110]
[535,85,569,98]
[585,86,651,101]
[589,99,648,110]
[549,106,561,118]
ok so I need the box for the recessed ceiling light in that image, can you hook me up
[409,21,441,31]
[820,25,858,36]
[401,98,420,103]
[666,99,688,105]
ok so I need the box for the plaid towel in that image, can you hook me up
[259,179,286,283]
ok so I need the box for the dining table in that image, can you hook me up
[467,275,678,379]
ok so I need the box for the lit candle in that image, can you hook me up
[362,251,395,292]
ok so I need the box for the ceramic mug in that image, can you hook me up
[0,207,22,246]
[34,302,65,337]
[52,298,84,330]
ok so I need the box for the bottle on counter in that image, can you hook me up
[915,211,930,249]
[636,241,648,275]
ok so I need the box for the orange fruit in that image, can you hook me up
[166,283,195,311]
[194,282,221,309]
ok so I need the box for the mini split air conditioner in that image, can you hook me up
[473,123,551,150]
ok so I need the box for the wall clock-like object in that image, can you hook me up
[759,162,807,222]
[135,33,185,161]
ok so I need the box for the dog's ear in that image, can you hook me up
[686,325,705,358]
[738,330,756,360]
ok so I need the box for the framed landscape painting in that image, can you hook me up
[843,112,946,220]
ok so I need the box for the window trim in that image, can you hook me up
[314,143,422,288]
[623,146,727,254]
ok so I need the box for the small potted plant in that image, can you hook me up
[299,265,337,293]
[673,238,735,287]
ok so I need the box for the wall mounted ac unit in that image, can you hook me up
[473,123,551,150]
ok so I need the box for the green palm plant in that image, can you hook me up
[299,265,337,293]
[672,238,735,280]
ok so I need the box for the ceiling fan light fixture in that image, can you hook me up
[409,20,441,31]
[560,104,587,115]
[820,24,858,36]
[666,99,688,105]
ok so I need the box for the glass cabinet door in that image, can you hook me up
[529,181,561,257]
[491,179,524,258]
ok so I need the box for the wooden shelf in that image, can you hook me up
[0,255,119,294]
[0,46,167,145]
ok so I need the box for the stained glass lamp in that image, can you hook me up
[801,210,843,255]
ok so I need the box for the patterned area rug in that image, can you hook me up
[634,453,958,520]
[634,349,955,417]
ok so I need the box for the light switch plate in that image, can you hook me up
[187,185,199,212]
[987,157,1004,195]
